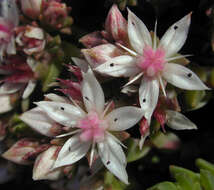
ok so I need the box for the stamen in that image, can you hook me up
[55,129,81,138]
[116,42,138,57]
[123,72,143,88]
[89,141,96,167]
[158,75,166,97]
[107,132,127,149]
[166,54,192,62]
[102,100,114,118]
[153,20,158,50]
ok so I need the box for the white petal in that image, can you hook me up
[82,69,105,114]
[98,134,128,184]
[20,107,55,137]
[0,95,13,114]
[22,80,36,99]
[35,101,85,127]
[159,13,191,57]
[94,55,140,77]
[71,57,88,73]
[106,106,143,131]
[163,63,209,90]
[44,93,68,103]
[127,9,152,54]
[54,134,91,168]
[166,110,197,130]
[139,77,159,123]
[0,83,24,95]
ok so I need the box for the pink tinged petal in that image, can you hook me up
[105,4,128,43]
[106,106,143,131]
[22,80,36,99]
[54,134,91,168]
[2,138,39,165]
[165,110,197,130]
[163,63,209,90]
[0,95,13,114]
[0,83,24,95]
[94,55,140,77]
[82,44,122,68]
[127,9,152,54]
[35,101,85,127]
[20,107,56,137]
[139,77,160,123]
[71,57,89,73]
[97,134,128,185]
[33,146,62,180]
[159,13,192,58]
[82,69,105,114]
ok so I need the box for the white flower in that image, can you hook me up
[94,9,209,123]
[20,68,143,184]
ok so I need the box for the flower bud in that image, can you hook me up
[2,138,40,165]
[33,146,63,180]
[15,25,46,55]
[20,0,42,19]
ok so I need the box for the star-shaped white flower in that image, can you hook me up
[20,68,143,184]
[94,9,209,123]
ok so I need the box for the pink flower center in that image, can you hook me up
[137,46,166,77]
[77,112,108,143]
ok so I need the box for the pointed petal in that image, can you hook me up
[139,78,159,123]
[71,57,88,73]
[106,106,143,131]
[163,63,209,90]
[166,110,197,130]
[0,95,13,114]
[22,80,36,99]
[105,4,128,43]
[35,101,85,127]
[94,55,140,77]
[82,44,122,68]
[54,134,91,168]
[98,134,128,184]
[159,13,192,57]
[82,69,105,114]
[20,107,55,137]
[44,93,68,103]
[0,83,24,95]
[127,8,152,54]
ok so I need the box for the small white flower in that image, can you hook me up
[20,68,144,184]
[94,9,209,123]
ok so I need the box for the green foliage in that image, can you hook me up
[147,159,214,190]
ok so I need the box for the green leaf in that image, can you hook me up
[42,61,62,92]
[174,173,194,190]
[147,182,178,190]
[196,158,214,175]
[170,165,200,183]
[126,138,151,163]
[104,171,127,190]
[200,169,214,190]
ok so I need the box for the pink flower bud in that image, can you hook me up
[33,146,63,180]
[20,0,42,19]
[2,138,40,165]
[15,25,46,55]
[105,4,128,45]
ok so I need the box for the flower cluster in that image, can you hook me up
[0,2,212,189]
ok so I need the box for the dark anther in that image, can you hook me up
[174,25,178,30]
[85,96,89,100]
[60,107,65,110]
[86,170,92,176]
[143,98,146,103]
[69,147,71,152]
[107,161,110,165]
[114,118,118,122]
[132,21,135,26]
[187,73,192,78]
[110,63,114,67]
